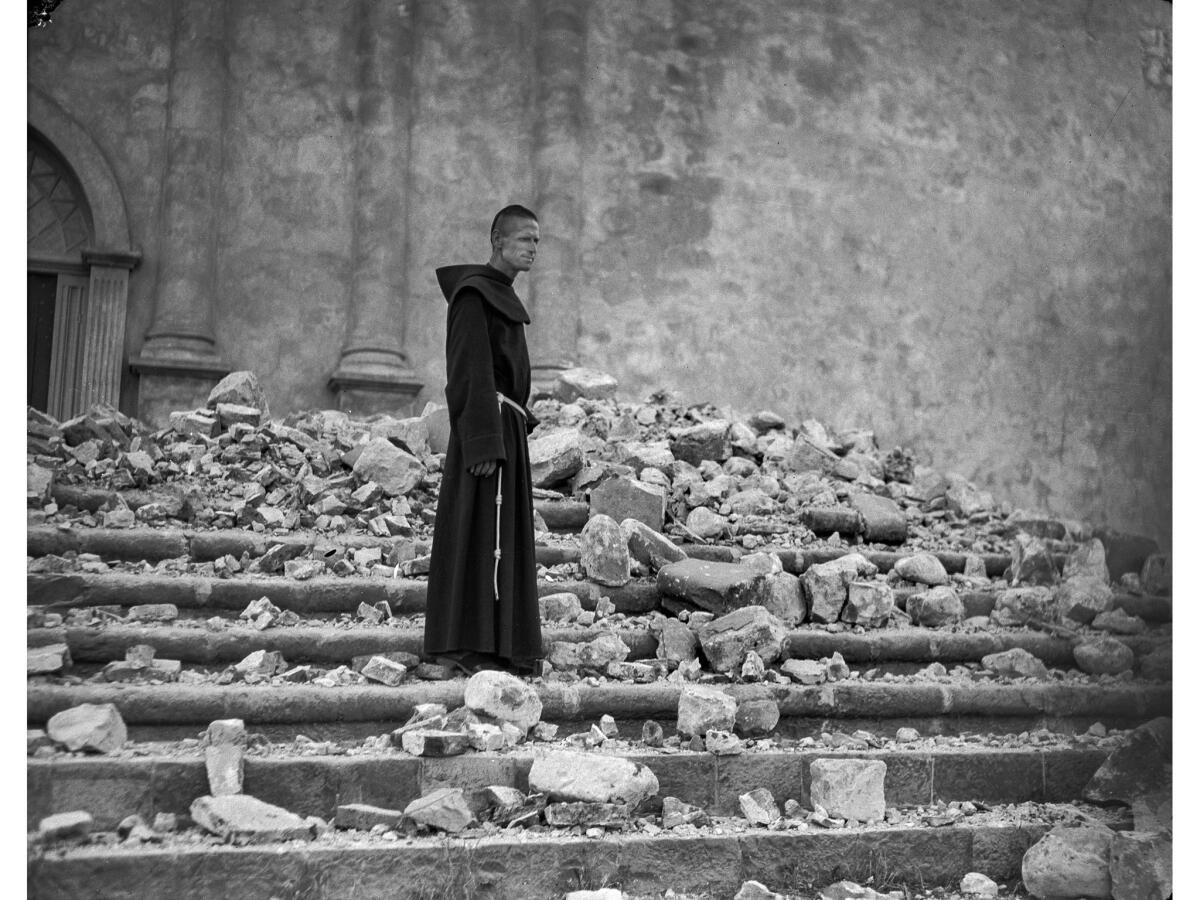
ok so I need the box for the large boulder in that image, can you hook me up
[669,421,732,466]
[528,428,588,487]
[677,684,737,737]
[622,519,686,572]
[657,558,772,615]
[1021,822,1113,899]
[590,477,666,532]
[580,514,631,586]
[463,669,543,732]
[809,758,886,822]
[351,438,425,497]
[696,606,787,673]
[46,703,127,753]
[528,751,659,806]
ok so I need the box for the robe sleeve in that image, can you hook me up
[445,290,506,469]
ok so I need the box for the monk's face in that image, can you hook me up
[493,218,540,273]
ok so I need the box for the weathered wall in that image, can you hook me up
[27,0,1171,544]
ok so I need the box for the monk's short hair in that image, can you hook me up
[491,205,538,239]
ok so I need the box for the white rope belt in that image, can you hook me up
[492,393,526,602]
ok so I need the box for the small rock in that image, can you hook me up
[548,632,630,671]
[1074,637,1135,675]
[46,703,127,753]
[959,872,999,898]
[781,658,825,685]
[361,655,408,686]
[404,787,474,833]
[981,647,1049,680]
[893,552,949,586]
[38,811,94,842]
[400,730,471,757]
[705,729,743,755]
[580,513,632,586]
[895,727,920,743]
[463,669,543,731]
[642,720,664,747]
[335,803,405,832]
[910,585,963,627]
[739,788,781,826]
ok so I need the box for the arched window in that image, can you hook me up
[28,131,94,259]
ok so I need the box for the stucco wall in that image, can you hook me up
[27,0,1171,545]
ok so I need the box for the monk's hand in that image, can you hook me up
[468,459,499,477]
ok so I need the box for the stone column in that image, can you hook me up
[328,0,423,418]
[130,0,229,425]
[527,0,588,395]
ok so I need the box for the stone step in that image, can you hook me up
[27,679,1170,733]
[27,622,1168,669]
[29,523,1027,578]
[22,818,1082,898]
[27,744,1108,831]
[25,569,1172,625]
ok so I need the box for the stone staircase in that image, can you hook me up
[26,376,1172,900]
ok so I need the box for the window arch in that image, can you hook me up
[28,129,94,259]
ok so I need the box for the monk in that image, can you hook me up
[423,205,544,677]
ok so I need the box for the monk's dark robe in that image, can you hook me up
[423,263,543,664]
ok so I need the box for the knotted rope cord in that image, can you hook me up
[492,393,526,603]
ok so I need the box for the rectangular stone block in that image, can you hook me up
[931,750,1042,803]
[809,757,886,822]
[205,744,244,797]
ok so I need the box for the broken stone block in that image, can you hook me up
[125,603,179,623]
[283,558,324,581]
[233,650,286,678]
[850,493,907,543]
[981,647,1048,680]
[959,872,999,899]
[547,633,630,671]
[46,702,127,753]
[464,669,543,731]
[528,428,588,487]
[1055,576,1113,624]
[528,750,659,805]
[1091,607,1147,635]
[1009,534,1058,586]
[841,581,894,628]
[590,477,666,532]
[28,643,71,675]
[207,370,270,416]
[989,586,1055,627]
[169,410,219,439]
[734,881,783,900]
[539,591,584,622]
[554,367,618,401]
[781,658,825,685]
[677,684,737,737]
[351,438,425,497]
[1021,822,1113,899]
[705,729,743,755]
[215,403,262,431]
[361,656,408,686]
[696,605,787,673]
[739,787,782,826]
[190,794,313,845]
[657,558,773,615]
[757,570,806,626]
[685,506,728,539]
[621,518,687,572]
[654,617,700,667]
[205,744,244,796]
[335,803,405,832]
[544,801,631,828]
[669,420,732,466]
[1084,717,1171,806]
[908,585,963,627]
[255,542,308,574]
[1074,636,1135,675]
[893,552,949,586]
[400,730,471,757]
[810,758,886,822]
[206,719,248,746]
[802,556,871,623]
[38,811,94,842]
[580,513,631,586]
[1110,830,1172,900]
[1140,553,1171,596]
